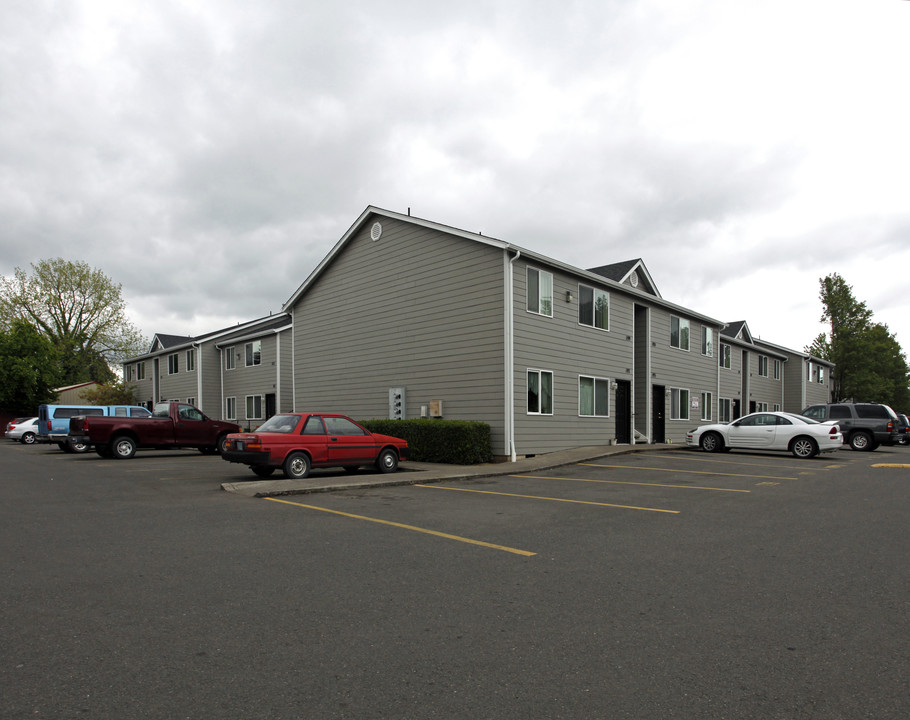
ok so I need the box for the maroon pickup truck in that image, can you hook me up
[69,402,242,459]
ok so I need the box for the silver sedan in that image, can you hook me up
[686,411,843,459]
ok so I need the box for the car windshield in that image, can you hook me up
[256,414,301,433]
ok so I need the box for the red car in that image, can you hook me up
[221,413,410,479]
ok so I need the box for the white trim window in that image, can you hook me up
[578,285,609,331]
[719,398,732,423]
[186,348,196,372]
[225,397,237,420]
[579,376,610,417]
[773,359,782,380]
[167,353,179,374]
[700,391,713,421]
[245,341,262,367]
[527,369,553,415]
[773,403,782,412]
[245,394,264,420]
[670,316,690,351]
[817,366,825,384]
[187,397,196,407]
[758,355,769,377]
[527,268,553,318]
[719,343,732,369]
[136,362,146,380]
[702,327,714,357]
[670,387,690,420]
[757,402,769,412]
[225,346,235,371]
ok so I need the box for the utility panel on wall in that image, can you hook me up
[389,387,405,420]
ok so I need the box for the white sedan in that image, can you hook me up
[686,412,843,459]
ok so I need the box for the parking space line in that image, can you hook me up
[415,484,679,514]
[871,464,910,468]
[511,474,750,493]
[644,453,837,472]
[265,497,537,557]
[578,462,797,481]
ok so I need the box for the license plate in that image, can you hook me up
[235,440,244,451]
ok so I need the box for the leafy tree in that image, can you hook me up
[813,273,910,408]
[0,319,62,413]
[0,258,148,385]
[81,380,140,406]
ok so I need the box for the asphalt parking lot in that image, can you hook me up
[2,441,909,719]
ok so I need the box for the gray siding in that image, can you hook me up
[221,334,285,430]
[291,216,508,451]
[512,260,635,454]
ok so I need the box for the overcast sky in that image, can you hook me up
[3,0,908,354]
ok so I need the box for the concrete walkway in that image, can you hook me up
[221,443,685,497]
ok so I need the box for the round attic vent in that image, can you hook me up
[629,270,639,288]
[370,222,382,241]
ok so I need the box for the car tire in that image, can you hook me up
[283,452,311,479]
[791,436,818,459]
[252,466,276,478]
[376,448,399,473]
[849,431,873,451]
[68,439,89,453]
[699,432,724,453]
[112,435,137,460]
[20,432,36,445]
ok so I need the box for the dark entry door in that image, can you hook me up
[615,380,631,444]
[265,393,276,419]
[652,385,665,444]
[732,398,742,420]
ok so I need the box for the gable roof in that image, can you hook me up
[282,206,721,326]
[587,259,661,298]
[722,321,753,344]
[133,314,291,361]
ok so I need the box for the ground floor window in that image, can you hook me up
[579,376,610,417]
[719,398,732,423]
[226,397,236,420]
[187,397,196,407]
[527,369,553,415]
[700,392,713,421]
[246,395,263,420]
[670,388,689,420]
[757,402,769,412]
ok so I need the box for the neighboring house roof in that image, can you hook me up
[149,334,194,352]
[282,206,722,326]
[753,337,834,367]
[722,321,753,344]
[54,381,101,393]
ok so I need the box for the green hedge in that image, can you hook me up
[360,418,493,464]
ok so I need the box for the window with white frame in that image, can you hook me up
[186,348,195,372]
[226,397,236,420]
[719,398,732,423]
[670,317,690,351]
[757,402,769,412]
[773,403,781,412]
[225,346,235,370]
[527,369,553,415]
[187,397,196,407]
[700,391,713,421]
[245,341,261,367]
[579,376,610,417]
[246,395,263,420]
[702,327,714,357]
[758,355,769,377]
[719,343,732,369]
[817,366,825,384]
[773,359,782,380]
[125,365,132,381]
[807,361,814,381]
[578,285,609,331]
[527,268,553,317]
[136,362,146,380]
[167,353,179,374]
[670,387,689,420]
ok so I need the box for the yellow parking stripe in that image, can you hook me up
[871,464,910,469]
[265,497,536,557]
[415,484,679,514]
[511,474,750,493]
[578,462,796,481]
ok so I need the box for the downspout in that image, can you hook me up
[219,347,225,420]
[505,248,521,462]
[275,331,281,413]
[194,342,202,413]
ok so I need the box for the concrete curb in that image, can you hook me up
[220,443,686,498]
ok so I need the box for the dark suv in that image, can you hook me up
[800,402,900,451]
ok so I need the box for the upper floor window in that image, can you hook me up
[186,348,196,372]
[578,285,609,331]
[527,268,553,317]
[245,341,261,367]
[136,361,146,380]
[701,327,714,357]
[670,317,690,351]
[758,355,769,377]
[125,365,132,381]
[719,343,731,369]
[773,359,782,380]
[817,366,825,384]
[225,346,235,370]
[167,353,179,374]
